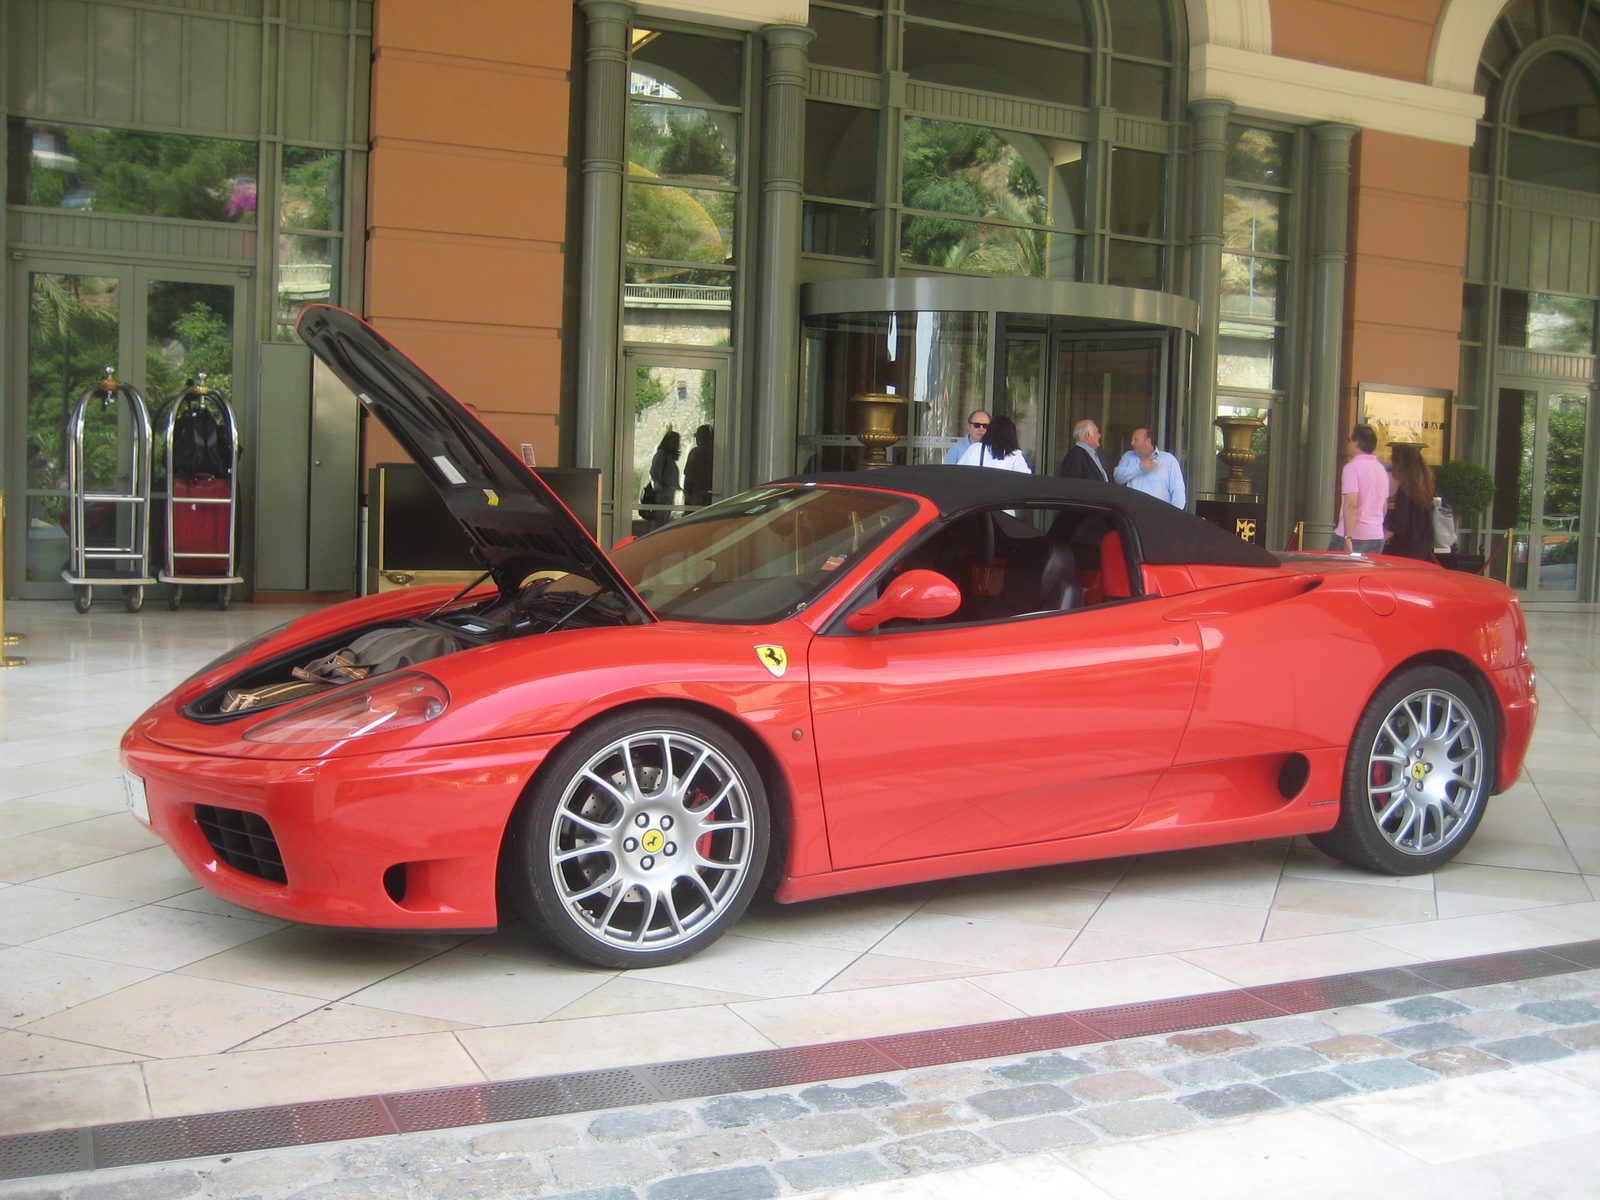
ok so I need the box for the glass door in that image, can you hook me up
[619,351,729,541]
[10,258,248,597]
[1491,382,1592,598]
[1048,332,1167,476]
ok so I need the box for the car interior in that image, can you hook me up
[863,504,1145,629]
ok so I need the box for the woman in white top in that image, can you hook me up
[956,414,1031,473]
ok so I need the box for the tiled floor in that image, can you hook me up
[1,599,1597,1139]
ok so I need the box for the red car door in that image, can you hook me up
[808,601,1204,869]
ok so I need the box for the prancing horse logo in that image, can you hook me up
[755,645,788,678]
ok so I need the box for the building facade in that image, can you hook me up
[2,0,1595,604]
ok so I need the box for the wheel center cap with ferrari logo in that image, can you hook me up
[641,829,665,854]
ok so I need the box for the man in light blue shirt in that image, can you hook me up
[1113,427,1186,508]
[943,410,990,465]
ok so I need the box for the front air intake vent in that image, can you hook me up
[194,805,288,884]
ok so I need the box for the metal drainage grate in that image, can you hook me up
[872,1014,1101,1070]
[1406,947,1589,991]
[644,1043,899,1100]
[90,1097,394,1170]
[385,1070,658,1134]
[193,804,288,884]
[1073,990,1287,1040]
[0,1129,91,1181]
[1247,967,1438,1014]
[1551,940,1600,970]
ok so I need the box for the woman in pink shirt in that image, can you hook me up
[1327,424,1389,554]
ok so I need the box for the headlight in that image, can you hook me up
[243,673,449,744]
[184,621,294,684]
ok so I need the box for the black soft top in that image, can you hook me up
[781,465,1279,569]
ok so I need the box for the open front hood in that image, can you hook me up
[296,305,653,621]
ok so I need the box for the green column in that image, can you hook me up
[574,0,635,476]
[1186,98,1234,495]
[1304,123,1357,543]
[751,23,815,483]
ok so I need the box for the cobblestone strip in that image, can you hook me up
[6,969,1599,1200]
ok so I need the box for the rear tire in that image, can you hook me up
[1310,665,1494,874]
[505,707,770,968]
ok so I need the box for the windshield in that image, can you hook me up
[609,485,918,623]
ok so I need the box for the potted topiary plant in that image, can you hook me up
[1433,459,1497,572]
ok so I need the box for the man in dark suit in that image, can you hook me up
[1059,419,1110,481]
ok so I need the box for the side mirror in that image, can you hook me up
[846,569,961,632]
[611,535,637,551]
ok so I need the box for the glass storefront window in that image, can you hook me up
[901,214,1069,277]
[1506,130,1600,191]
[808,5,883,73]
[1226,127,1291,188]
[1109,149,1165,238]
[1497,290,1596,352]
[631,29,743,106]
[276,234,338,331]
[1514,53,1600,141]
[804,203,876,259]
[1106,240,1160,289]
[8,119,257,224]
[806,102,877,202]
[280,146,342,231]
[1111,60,1167,119]
[905,0,1087,47]
[630,104,737,186]
[1110,0,1170,60]
[1223,187,1282,253]
[623,265,733,346]
[1218,323,1276,391]
[626,180,735,265]
[902,25,1089,108]
[1220,253,1279,319]
[799,311,988,470]
[146,281,235,401]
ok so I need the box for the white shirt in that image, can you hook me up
[943,438,983,465]
[957,442,1032,473]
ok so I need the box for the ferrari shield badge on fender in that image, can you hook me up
[755,645,788,677]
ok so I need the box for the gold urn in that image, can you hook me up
[1214,414,1266,495]
[850,393,908,469]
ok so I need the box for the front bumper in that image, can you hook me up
[1489,661,1537,794]
[121,725,564,928]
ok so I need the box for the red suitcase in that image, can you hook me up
[170,475,232,575]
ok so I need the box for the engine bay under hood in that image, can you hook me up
[295,304,653,622]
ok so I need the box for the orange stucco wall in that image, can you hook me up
[365,0,572,473]
[1270,0,1448,83]
[1340,130,1471,436]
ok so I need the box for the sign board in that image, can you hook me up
[1358,384,1451,465]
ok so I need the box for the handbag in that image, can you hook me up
[640,481,657,507]
[1431,499,1458,552]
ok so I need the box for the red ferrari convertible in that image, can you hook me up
[120,306,1537,968]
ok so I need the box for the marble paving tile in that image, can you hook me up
[0,884,137,943]
[971,955,1238,1017]
[177,926,449,1000]
[28,902,282,971]
[21,972,325,1057]
[1279,846,1435,891]
[1357,910,1584,960]
[155,887,291,923]
[234,1002,471,1051]
[1176,931,1424,988]
[0,797,114,838]
[922,876,1108,930]
[0,1063,149,1135]
[0,832,127,883]
[1518,898,1600,939]
[1472,797,1569,847]
[0,945,156,1025]
[1062,1107,1421,1200]
[42,812,164,853]
[0,1030,145,1075]
[871,912,1079,973]
[1448,834,1582,873]
[625,934,861,999]
[1260,909,1394,941]
[29,844,199,903]
[731,887,933,953]
[1065,892,1269,958]
[459,1003,775,1079]
[1433,862,1594,918]
[546,976,761,1020]
[345,950,611,1026]
[819,953,999,993]
[0,759,123,805]
[1109,843,1288,909]
[142,1032,486,1118]
[1317,1060,1600,1164]
[730,978,1023,1047]
[1268,875,1438,924]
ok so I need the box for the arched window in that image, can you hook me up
[802,0,1183,286]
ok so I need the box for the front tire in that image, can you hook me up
[1311,665,1494,874]
[506,707,770,968]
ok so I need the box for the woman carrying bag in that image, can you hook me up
[1385,441,1437,562]
[957,414,1031,473]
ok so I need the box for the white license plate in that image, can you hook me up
[123,772,150,824]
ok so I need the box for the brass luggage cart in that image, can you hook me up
[61,369,157,613]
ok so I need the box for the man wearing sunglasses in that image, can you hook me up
[943,410,992,465]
